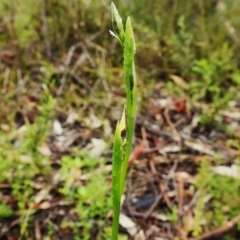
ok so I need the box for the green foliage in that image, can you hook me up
[189,42,236,103]
[166,205,178,225]
[0,84,55,238]
[190,59,217,100]
[193,160,240,237]
[0,201,13,218]
[59,151,111,240]
[127,0,240,122]
[13,0,41,45]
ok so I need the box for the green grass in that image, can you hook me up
[192,159,240,239]
[59,151,112,240]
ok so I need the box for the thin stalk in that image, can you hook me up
[120,115,134,195]
[111,110,126,240]
[112,202,121,240]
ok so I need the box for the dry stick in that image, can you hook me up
[189,214,240,240]
[149,159,158,175]
[144,160,178,219]
[181,190,200,217]
[164,108,181,142]
[159,182,172,209]
[34,219,41,240]
[136,115,176,141]
[40,0,51,58]
[57,40,97,96]
[1,67,10,94]
[144,188,163,219]
[0,218,20,237]
[70,72,93,94]
[177,179,184,215]
[57,42,82,95]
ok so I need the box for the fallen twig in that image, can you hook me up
[144,160,178,219]
[189,214,240,240]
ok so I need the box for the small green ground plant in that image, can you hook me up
[0,89,112,240]
[192,160,240,239]
[0,84,55,239]
[110,2,137,240]
[59,151,112,240]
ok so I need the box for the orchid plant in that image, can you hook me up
[110,2,137,240]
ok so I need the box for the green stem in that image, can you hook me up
[112,115,134,240]
[120,115,134,195]
[112,200,121,240]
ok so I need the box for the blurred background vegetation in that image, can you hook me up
[1,0,240,239]
[1,0,240,122]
